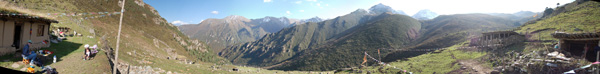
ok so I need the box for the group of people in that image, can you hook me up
[83,44,98,60]
[22,40,58,74]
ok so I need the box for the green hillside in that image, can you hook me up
[514,0,600,40]
[271,13,421,71]
[413,14,519,49]
[337,42,488,74]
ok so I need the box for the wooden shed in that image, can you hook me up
[0,8,58,56]
[551,32,600,62]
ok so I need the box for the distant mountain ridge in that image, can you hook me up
[179,15,325,53]
[486,11,541,25]
[369,3,407,15]
[300,17,324,23]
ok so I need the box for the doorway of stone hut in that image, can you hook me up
[562,40,599,62]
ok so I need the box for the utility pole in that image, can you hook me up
[113,0,125,74]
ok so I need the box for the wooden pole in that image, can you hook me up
[113,0,126,74]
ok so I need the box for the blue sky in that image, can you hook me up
[145,0,574,25]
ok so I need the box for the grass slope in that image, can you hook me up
[336,42,487,74]
[514,1,600,41]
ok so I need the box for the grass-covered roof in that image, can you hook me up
[0,7,58,23]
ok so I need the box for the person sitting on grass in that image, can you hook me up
[22,41,31,55]
[89,45,98,59]
[83,44,90,60]
[22,41,33,64]
[85,48,91,60]
[25,50,37,63]
[22,40,33,58]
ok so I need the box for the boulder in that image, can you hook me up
[232,68,238,71]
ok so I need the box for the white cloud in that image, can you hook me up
[286,11,292,16]
[171,20,189,25]
[295,1,302,4]
[325,4,328,6]
[316,3,320,6]
[299,10,305,12]
[211,11,219,14]
[305,0,316,2]
[264,0,272,2]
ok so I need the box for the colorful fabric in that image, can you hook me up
[361,53,367,65]
[27,67,35,73]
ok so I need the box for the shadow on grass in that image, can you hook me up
[0,53,22,64]
[0,40,82,69]
[41,41,83,65]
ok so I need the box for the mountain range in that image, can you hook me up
[219,8,373,68]
[214,3,539,71]
[179,16,324,53]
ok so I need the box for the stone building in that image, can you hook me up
[0,8,58,56]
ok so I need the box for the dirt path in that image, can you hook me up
[458,59,492,74]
